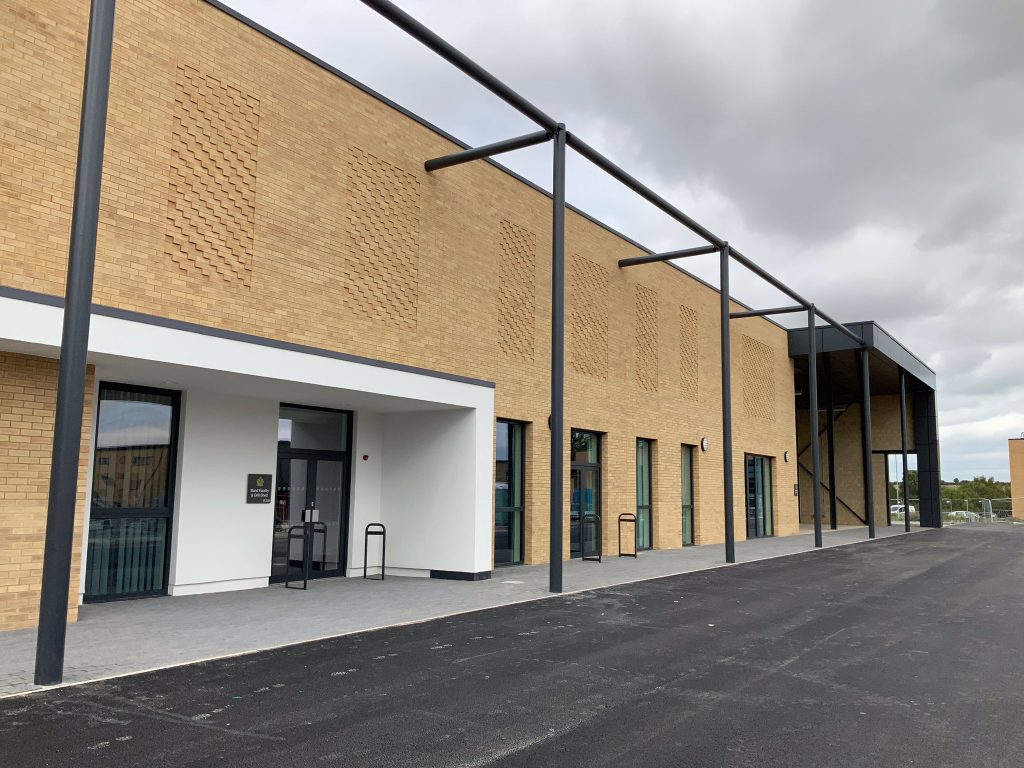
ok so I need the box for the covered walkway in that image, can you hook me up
[0,525,925,697]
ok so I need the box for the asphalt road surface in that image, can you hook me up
[3,526,1023,767]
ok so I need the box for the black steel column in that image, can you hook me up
[860,347,876,538]
[720,244,735,563]
[824,353,837,530]
[807,307,823,548]
[913,390,943,528]
[34,0,116,686]
[899,367,911,533]
[549,125,566,593]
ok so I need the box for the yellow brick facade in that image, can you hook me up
[797,395,915,527]
[0,0,802,626]
[0,353,94,631]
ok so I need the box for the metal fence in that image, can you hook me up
[889,497,1022,526]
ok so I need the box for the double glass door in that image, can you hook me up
[272,454,346,581]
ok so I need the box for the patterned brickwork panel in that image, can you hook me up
[165,65,260,287]
[679,304,699,401]
[634,285,659,391]
[497,220,537,360]
[342,147,422,328]
[742,334,777,421]
[569,255,609,378]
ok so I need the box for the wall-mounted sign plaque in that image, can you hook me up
[247,474,272,504]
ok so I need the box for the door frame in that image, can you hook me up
[743,453,774,539]
[570,428,603,561]
[494,418,526,567]
[270,404,354,584]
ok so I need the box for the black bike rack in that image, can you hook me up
[618,513,638,558]
[284,518,328,590]
[363,523,386,580]
[581,513,602,562]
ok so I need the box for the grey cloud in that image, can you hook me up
[225,0,1024,480]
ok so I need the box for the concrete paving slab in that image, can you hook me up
[0,524,926,697]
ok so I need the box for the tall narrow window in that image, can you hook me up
[681,444,695,545]
[495,420,525,565]
[85,383,180,600]
[636,438,654,550]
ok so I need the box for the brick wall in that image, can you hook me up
[0,0,799,584]
[797,395,915,528]
[0,353,93,631]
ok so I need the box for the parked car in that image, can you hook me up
[890,504,916,519]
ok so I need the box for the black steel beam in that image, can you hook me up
[807,306,824,548]
[34,0,116,686]
[359,0,559,131]
[729,305,805,319]
[425,129,551,172]
[720,245,736,563]
[618,244,719,268]
[860,347,876,538]
[566,132,724,248]
[899,367,911,533]
[549,125,566,593]
[729,248,810,310]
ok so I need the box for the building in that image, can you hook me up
[1010,438,1024,521]
[0,0,939,632]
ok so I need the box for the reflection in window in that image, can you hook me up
[91,386,175,510]
[571,430,600,464]
[278,405,348,451]
[495,420,525,565]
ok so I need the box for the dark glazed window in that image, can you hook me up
[85,383,180,600]
[495,420,525,565]
[91,387,175,510]
[636,438,654,550]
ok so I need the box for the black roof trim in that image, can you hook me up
[787,321,936,390]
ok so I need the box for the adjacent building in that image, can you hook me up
[0,0,940,631]
[1010,438,1024,521]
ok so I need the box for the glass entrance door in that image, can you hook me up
[271,456,346,581]
[271,405,351,583]
[745,454,774,538]
[570,467,601,559]
[570,429,602,560]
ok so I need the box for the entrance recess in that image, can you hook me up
[570,429,602,560]
[271,405,352,583]
[745,454,774,538]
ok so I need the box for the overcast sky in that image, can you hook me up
[225,0,1024,481]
